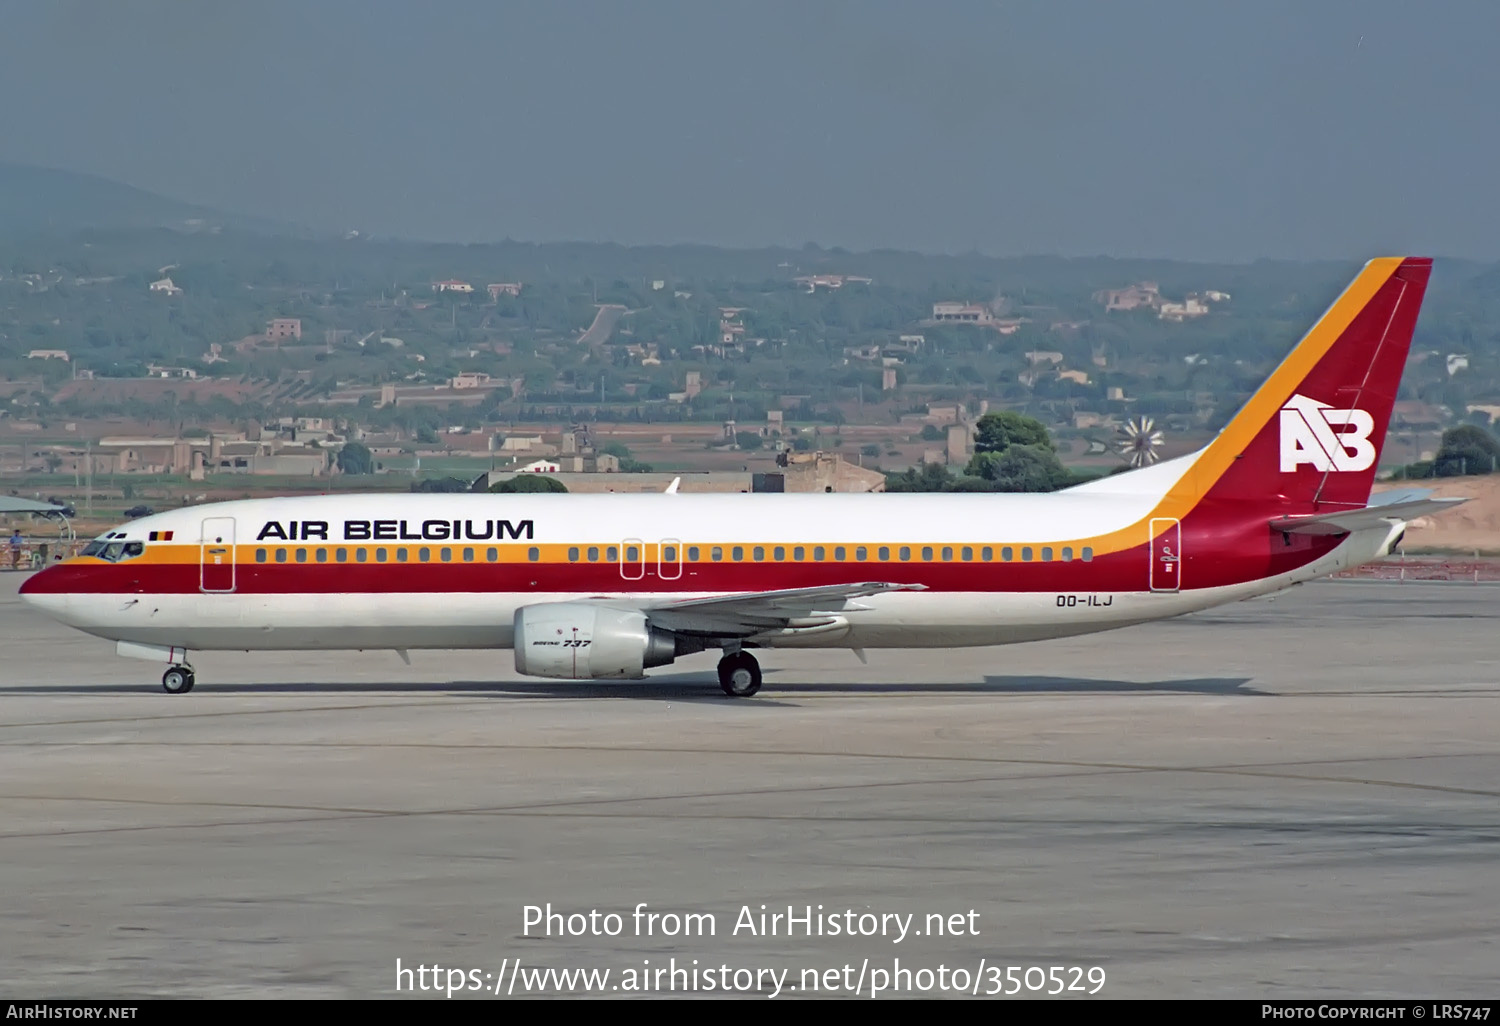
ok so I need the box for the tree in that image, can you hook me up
[410,477,470,493]
[336,441,375,475]
[735,431,763,451]
[920,424,944,442]
[884,463,956,492]
[968,445,1071,492]
[1431,424,1500,476]
[860,443,881,458]
[490,474,568,493]
[972,411,1053,454]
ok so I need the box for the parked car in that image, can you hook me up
[45,497,77,517]
[123,505,155,519]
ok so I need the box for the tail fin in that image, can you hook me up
[1172,257,1432,511]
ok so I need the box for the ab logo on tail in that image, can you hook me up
[1279,394,1376,473]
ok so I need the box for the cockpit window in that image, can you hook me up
[85,539,146,563]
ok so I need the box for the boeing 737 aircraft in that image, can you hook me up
[20,257,1464,697]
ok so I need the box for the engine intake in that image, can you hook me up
[513,602,687,680]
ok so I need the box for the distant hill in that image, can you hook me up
[0,162,301,237]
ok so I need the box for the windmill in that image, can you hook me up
[1116,416,1164,468]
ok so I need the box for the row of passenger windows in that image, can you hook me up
[253,544,1095,565]
[255,546,521,564]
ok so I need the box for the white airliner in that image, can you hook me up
[20,257,1463,696]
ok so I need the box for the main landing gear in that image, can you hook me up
[717,651,762,698]
[161,664,196,694]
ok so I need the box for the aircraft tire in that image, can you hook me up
[717,652,762,697]
[162,666,195,694]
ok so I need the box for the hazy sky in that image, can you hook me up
[1,0,1497,261]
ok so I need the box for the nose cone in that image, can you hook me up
[18,563,68,617]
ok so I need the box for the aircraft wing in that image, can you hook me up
[641,582,926,637]
[1269,495,1467,536]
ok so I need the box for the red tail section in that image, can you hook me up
[1179,257,1432,511]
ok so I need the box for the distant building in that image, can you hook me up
[1058,369,1090,385]
[651,280,666,291]
[149,277,182,295]
[794,274,872,291]
[1093,282,1159,311]
[517,459,560,474]
[433,280,474,293]
[486,282,523,299]
[931,302,994,324]
[882,367,898,390]
[146,364,199,379]
[1025,351,1065,366]
[265,318,302,341]
[26,349,69,361]
[450,372,492,389]
[1158,298,1210,322]
[1447,354,1471,376]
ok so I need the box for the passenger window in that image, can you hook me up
[627,545,640,561]
[1002,546,1013,562]
[899,546,911,561]
[981,546,993,561]
[336,548,348,563]
[921,546,934,561]
[686,546,698,561]
[255,548,268,563]
[568,547,580,562]
[1061,547,1073,562]
[1041,547,1053,561]
[773,546,785,560]
[418,547,430,562]
[855,546,867,561]
[1021,547,1033,562]
[1082,547,1094,562]
[606,546,618,561]
[528,547,540,562]
[296,548,308,563]
[664,545,677,562]
[753,546,765,561]
[440,548,452,562]
[463,547,475,562]
[878,546,890,561]
[813,546,826,561]
[731,546,743,561]
[588,546,601,561]
[355,548,367,563]
[376,548,388,563]
[942,546,954,561]
[396,548,408,563]
[961,546,973,561]
[316,548,327,563]
[276,548,288,563]
[834,546,846,561]
[487,548,498,562]
[711,546,723,561]
[793,546,805,560]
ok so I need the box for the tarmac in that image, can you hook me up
[0,573,1497,999]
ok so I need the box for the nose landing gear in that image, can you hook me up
[162,664,196,694]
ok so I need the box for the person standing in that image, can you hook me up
[8,528,22,571]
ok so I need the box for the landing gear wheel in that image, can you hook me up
[717,651,762,697]
[162,665,195,694]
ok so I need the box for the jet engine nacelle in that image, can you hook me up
[513,602,679,680]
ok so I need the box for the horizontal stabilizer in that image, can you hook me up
[1269,496,1467,536]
